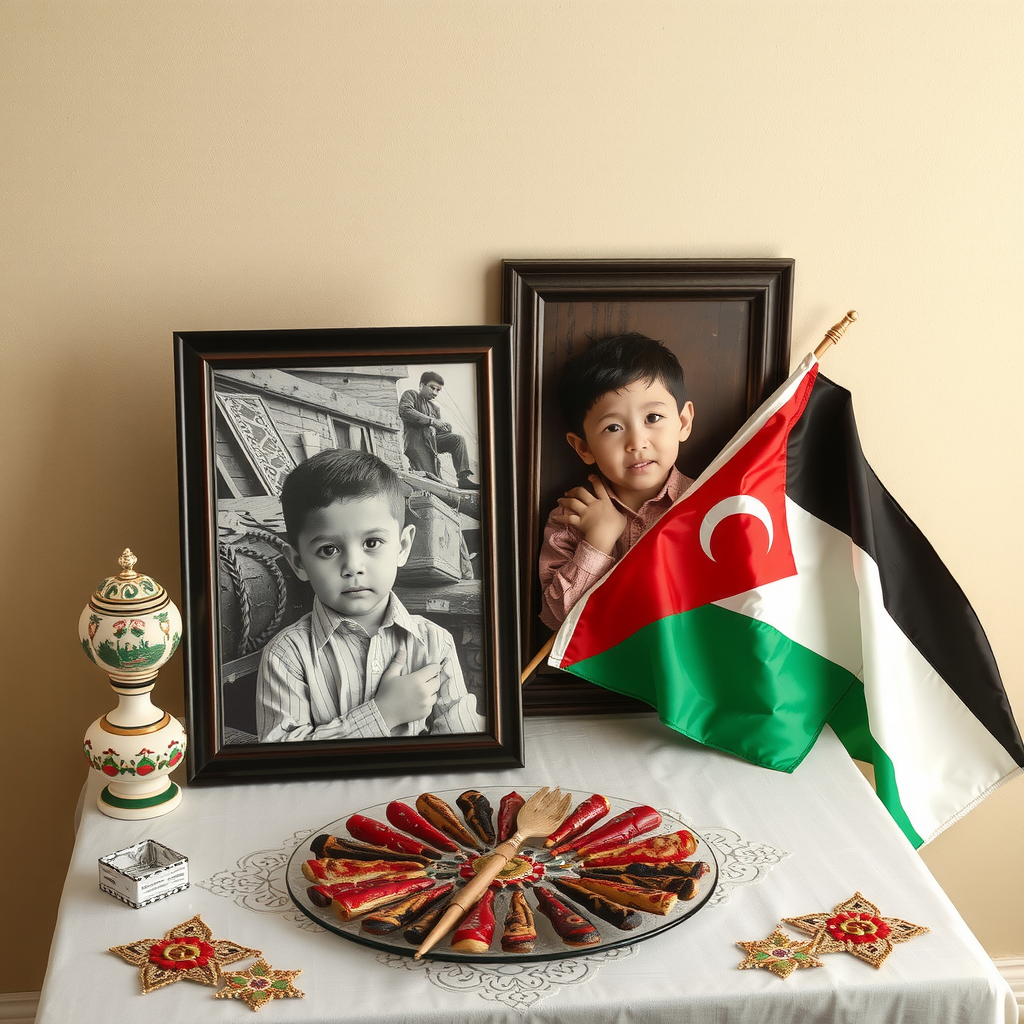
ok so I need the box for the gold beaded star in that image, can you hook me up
[783,892,928,969]
[109,914,262,994]
[214,958,305,1011]
[736,927,825,979]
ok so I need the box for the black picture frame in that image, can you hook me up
[174,326,523,783]
[502,258,794,715]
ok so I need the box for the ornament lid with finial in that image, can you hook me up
[89,548,171,616]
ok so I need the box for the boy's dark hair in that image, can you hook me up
[280,448,406,547]
[420,370,444,387]
[558,333,687,436]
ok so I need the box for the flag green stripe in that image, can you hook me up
[827,684,924,848]
[565,604,858,773]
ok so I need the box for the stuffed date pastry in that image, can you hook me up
[574,877,677,915]
[549,877,644,930]
[534,888,601,947]
[361,882,455,935]
[580,868,701,899]
[309,833,431,865]
[456,790,497,846]
[500,889,537,953]
[582,859,710,880]
[415,792,482,850]
[404,891,457,945]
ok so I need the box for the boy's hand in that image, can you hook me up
[374,648,443,731]
[552,474,626,555]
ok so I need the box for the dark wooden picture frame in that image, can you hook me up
[174,326,522,783]
[502,258,794,714]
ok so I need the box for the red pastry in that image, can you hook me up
[534,888,601,947]
[565,806,663,857]
[579,829,697,867]
[496,792,526,843]
[544,794,610,848]
[307,882,361,907]
[451,888,496,953]
[385,801,460,853]
[301,857,426,884]
[329,877,436,922]
[347,814,441,859]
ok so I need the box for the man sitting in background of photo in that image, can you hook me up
[399,370,480,490]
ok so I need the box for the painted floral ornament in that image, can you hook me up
[736,927,824,979]
[783,892,929,969]
[214,959,305,1011]
[80,548,187,819]
[109,914,261,994]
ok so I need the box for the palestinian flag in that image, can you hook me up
[550,353,1024,846]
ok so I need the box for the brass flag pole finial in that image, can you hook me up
[814,310,858,360]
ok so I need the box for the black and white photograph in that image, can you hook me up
[175,326,523,783]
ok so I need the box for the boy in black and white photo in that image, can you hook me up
[255,448,484,742]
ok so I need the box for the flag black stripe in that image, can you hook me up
[786,374,1024,767]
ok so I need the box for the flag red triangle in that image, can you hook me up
[561,367,817,666]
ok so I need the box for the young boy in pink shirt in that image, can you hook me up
[538,334,695,630]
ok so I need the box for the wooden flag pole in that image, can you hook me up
[814,310,858,359]
[521,634,555,685]
[519,310,860,687]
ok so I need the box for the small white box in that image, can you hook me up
[98,840,189,908]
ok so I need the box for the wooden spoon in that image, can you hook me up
[413,786,572,959]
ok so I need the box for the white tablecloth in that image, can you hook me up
[35,713,1017,1023]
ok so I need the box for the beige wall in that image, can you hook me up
[2,0,1022,991]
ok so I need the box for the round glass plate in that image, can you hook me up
[286,786,720,963]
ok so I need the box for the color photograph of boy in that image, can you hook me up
[256,448,485,742]
[538,333,695,630]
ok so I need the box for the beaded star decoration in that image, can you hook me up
[783,892,928,969]
[736,927,825,979]
[109,914,262,993]
[215,958,305,1011]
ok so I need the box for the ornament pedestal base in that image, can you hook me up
[99,780,182,820]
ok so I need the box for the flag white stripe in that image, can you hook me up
[714,500,863,674]
[716,501,1021,842]
[853,548,1022,843]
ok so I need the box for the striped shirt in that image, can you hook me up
[255,594,484,742]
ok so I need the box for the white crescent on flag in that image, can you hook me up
[699,494,775,562]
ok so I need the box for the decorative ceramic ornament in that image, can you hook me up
[80,549,186,819]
